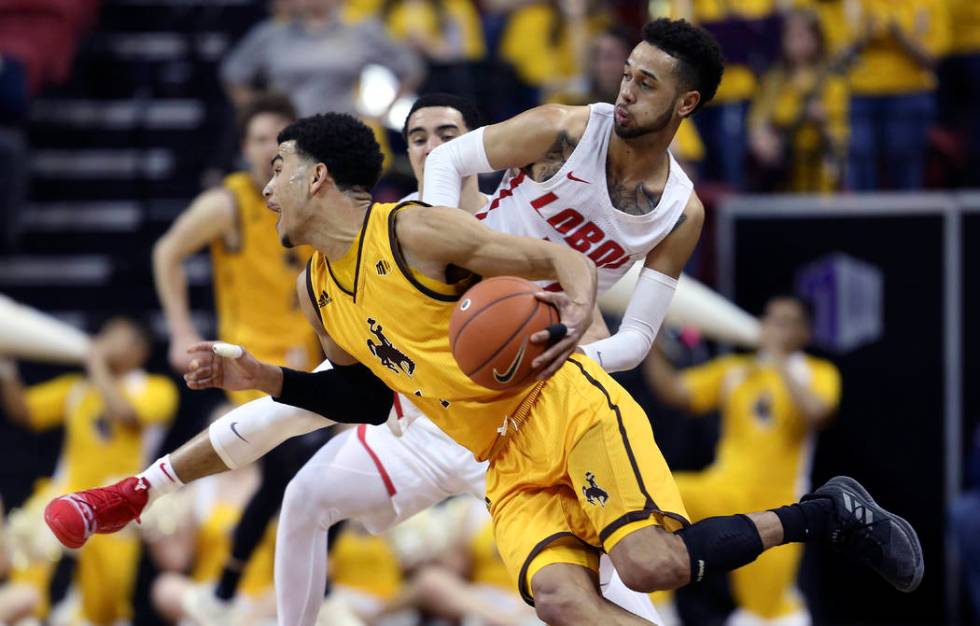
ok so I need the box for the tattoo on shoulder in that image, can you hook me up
[525,131,578,182]
[669,213,688,234]
[607,175,662,216]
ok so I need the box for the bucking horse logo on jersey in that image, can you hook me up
[582,472,609,507]
[366,318,415,375]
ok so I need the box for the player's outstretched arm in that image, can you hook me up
[579,193,705,372]
[422,104,588,207]
[398,204,597,379]
[153,188,236,372]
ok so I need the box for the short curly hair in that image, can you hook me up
[642,18,724,113]
[278,113,383,191]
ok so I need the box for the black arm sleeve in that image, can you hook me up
[274,363,392,425]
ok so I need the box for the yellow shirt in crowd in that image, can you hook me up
[25,372,178,492]
[682,353,841,499]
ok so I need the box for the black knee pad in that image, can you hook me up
[676,514,764,582]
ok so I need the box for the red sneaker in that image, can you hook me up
[44,476,149,549]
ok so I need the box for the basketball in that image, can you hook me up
[449,276,559,390]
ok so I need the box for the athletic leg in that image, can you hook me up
[45,389,334,550]
[275,428,395,626]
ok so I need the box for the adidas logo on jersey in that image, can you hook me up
[317,291,331,307]
[376,260,390,275]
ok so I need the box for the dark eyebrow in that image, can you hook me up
[625,59,659,82]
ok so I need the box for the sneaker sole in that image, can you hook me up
[43,500,86,549]
[828,475,924,593]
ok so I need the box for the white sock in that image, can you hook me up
[137,455,184,507]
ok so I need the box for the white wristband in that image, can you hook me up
[580,268,677,372]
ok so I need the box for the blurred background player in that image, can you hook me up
[153,91,319,381]
[0,496,41,626]
[370,497,541,626]
[0,318,178,626]
[644,295,841,626]
[152,91,333,624]
[147,404,277,626]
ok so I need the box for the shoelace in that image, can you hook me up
[77,485,142,530]
[834,516,888,561]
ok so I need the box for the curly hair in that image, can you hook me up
[402,93,483,138]
[642,18,725,113]
[278,113,383,191]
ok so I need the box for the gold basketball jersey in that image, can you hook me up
[212,172,320,368]
[306,201,538,460]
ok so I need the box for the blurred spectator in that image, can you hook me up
[381,0,487,95]
[940,0,980,186]
[0,497,41,625]
[220,0,425,117]
[382,0,486,63]
[747,9,848,192]
[147,451,277,625]
[549,24,632,104]
[831,0,951,190]
[327,523,405,623]
[950,425,980,622]
[645,296,841,625]
[0,0,100,251]
[372,498,539,626]
[0,318,178,626]
[498,0,611,102]
[673,0,783,190]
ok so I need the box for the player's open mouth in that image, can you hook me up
[614,107,630,125]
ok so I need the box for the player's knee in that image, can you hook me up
[531,577,594,626]
[616,545,689,592]
[282,472,319,520]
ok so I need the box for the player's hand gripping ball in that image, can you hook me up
[449,277,560,390]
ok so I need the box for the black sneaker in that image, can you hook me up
[802,475,924,593]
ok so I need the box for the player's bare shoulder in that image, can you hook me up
[673,191,705,235]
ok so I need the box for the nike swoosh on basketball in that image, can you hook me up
[493,341,527,384]
[230,421,248,443]
[566,171,590,184]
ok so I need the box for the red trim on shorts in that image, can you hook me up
[356,424,397,497]
[392,393,404,418]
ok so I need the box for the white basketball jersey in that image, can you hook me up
[477,102,693,294]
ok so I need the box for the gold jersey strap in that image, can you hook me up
[487,381,545,460]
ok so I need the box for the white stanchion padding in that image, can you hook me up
[0,294,91,364]
[597,266,760,348]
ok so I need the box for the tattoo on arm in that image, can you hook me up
[669,212,688,234]
[525,131,578,182]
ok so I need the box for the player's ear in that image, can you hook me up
[310,163,330,194]
[677,90,701,118]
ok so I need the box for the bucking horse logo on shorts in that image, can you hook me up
[582,472,609,507]
[366,318,416,375]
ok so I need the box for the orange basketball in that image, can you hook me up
[449,276,559,390]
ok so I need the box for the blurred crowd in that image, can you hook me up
[203,0,980,194]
